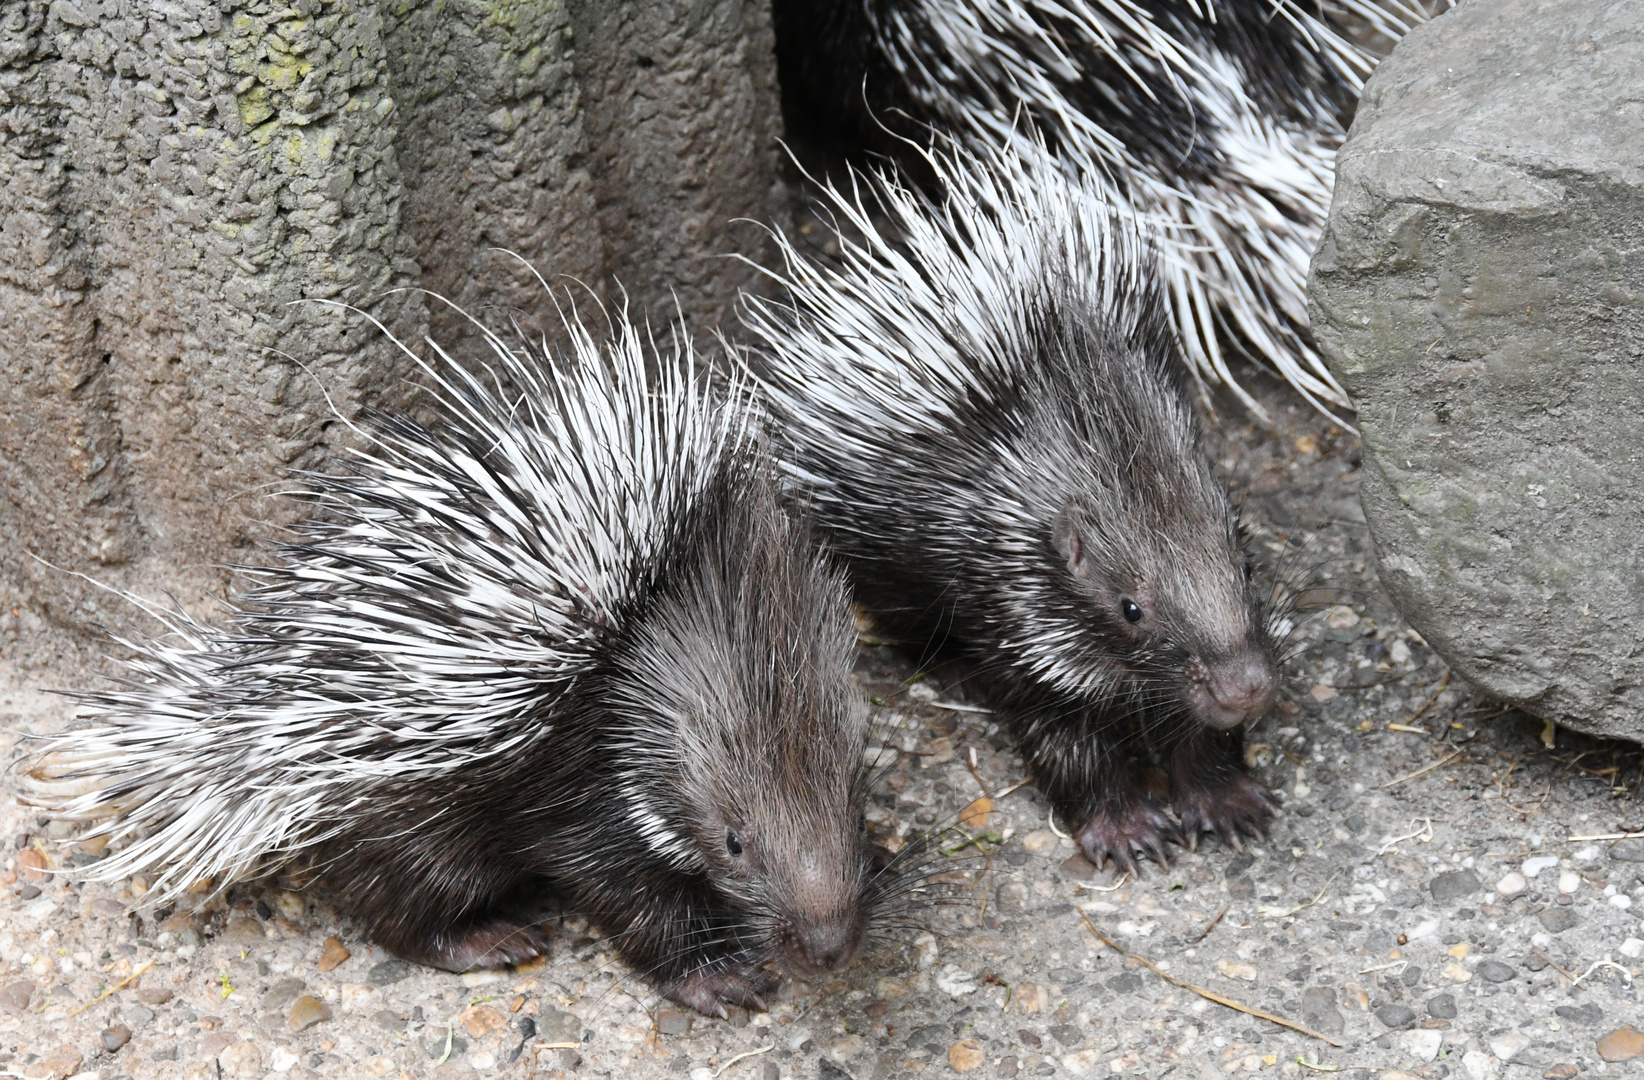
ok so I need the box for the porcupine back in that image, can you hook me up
[34,304,775,903]
[742,144,1282,869]
[770,0,1437,420]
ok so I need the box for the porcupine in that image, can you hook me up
[769,0,1435,420]
[741,144,1280,872]
[31,302,874,1015]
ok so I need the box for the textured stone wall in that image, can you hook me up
[0,0,786,674]
[1309,0,1643,742]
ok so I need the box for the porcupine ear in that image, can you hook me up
[1052,495,1099,581]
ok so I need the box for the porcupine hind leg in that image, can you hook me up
[1166,725,1276,852]
[329,823,552,973]
[1015,707,1182,874]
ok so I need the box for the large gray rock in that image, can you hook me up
[1309,0,1644,743]
[0,0,784,675]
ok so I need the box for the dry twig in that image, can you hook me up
[1531,948,1579,983]
[1190,904,1230,944]
[1404,669,1452,725]
[1079,912,1345,1048]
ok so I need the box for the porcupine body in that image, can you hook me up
[770,0,1433,419]
[742,146,1279,871]
[36,307,872,1015]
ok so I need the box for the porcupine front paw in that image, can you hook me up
[665,965,778,1018]
[1075,803,1182,874]
[1173,771,1276,853]
[417,919,553,973]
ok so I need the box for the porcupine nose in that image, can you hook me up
[793,919,859,973]
[1201,652,1278,730]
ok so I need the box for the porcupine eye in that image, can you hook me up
[726,831,743,857]
[1121,599,1144,624]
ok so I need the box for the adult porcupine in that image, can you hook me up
[742,145,1279,872]
[770,0,1435,420]
[33,305,873,1015]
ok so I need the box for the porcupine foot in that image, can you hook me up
[415,919,553,973]
[1075,802,1182,875]
[665,964,778,1018]
[1173,772,1275,852]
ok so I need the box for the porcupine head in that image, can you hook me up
[578,471,875,1016]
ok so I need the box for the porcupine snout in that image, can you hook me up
[1187,649,1278,730]
[771,859,866,976]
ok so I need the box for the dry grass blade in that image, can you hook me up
[1382,750,1464,790]
[1079,912,1346,1048]
[70,961,154,1017]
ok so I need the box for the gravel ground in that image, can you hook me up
[2,368,1642,1080]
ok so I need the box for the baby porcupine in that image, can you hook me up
[769,0,1438,420]
[32,302,874,1015]
[742,145,1280,871]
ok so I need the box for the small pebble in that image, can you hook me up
[367,959,413,986]
[218,1041,261,1077]
[1476,960,1517,983]
[1020,830,1059,856]
[0,981,33,1014]
[16,849,47,881]
[1556,871,1581,895]
[1596,1028,1644,1063]
[37,1045,82,1077]
[1495,871,1526,897]
[259,977,305,1013]
[1429,870,1480,902]
[136,987,172,1005]
[315,936,350,973]
[221,915,266,944]
[1375,1004,1417,1029]
[462,1004,508,1039]
[1522,855,1560,878]
[101,1023,132,1052]
[948,1038,985,1073]
[287,994,333,1031]
[1426,993,1457,1020]
[1538,906,1580,933]
[655,1009,691,1037]
[1059,852,1097,880]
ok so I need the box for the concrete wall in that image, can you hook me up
[0,0,787,674]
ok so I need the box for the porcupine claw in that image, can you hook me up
[1173,772,1277,854]
[666,966,777,1019]
[1075,803,1182,876]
